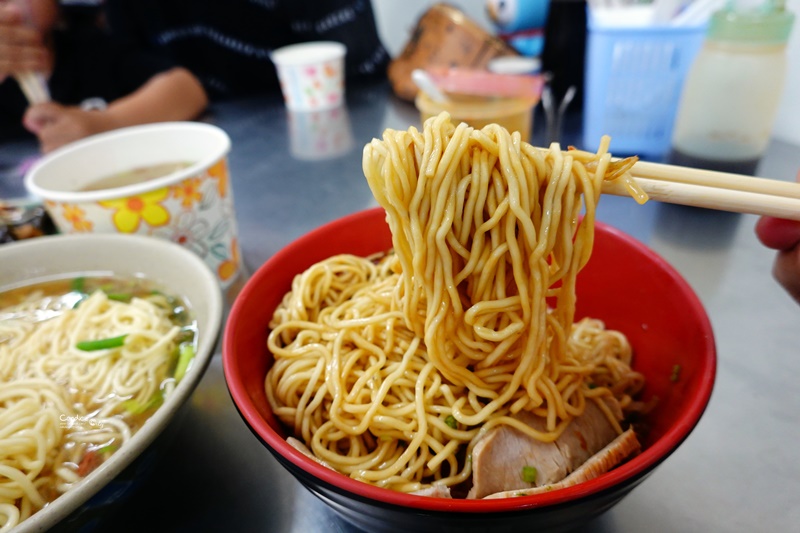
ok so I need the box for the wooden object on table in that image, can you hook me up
[388,3,518,102]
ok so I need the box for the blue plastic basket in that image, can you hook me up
[582,15,706,157]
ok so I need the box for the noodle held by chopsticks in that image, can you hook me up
[266,113,645,493]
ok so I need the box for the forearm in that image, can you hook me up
[105,67,208,128]
[22,67,210,153]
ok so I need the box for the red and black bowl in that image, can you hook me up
[222,207,716,533]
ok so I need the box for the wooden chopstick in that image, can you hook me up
[600,160,800,221]
[632,160,800,200]
[14,71,50,105]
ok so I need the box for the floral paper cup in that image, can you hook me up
[24,122,242,289]
[271,41,346,111]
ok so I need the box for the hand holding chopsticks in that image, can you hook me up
[602,160,800,222]
[1,0,51,105]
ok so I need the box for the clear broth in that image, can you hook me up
[0,274,192,329]
[80,161,194,191]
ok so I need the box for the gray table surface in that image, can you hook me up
[2,79,799,533]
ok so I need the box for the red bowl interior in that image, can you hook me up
[223,206,716,513]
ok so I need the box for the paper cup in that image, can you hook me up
[288,105,354,160]
[24,122,242,289]
[271,41,346,111]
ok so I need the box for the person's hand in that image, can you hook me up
[0,1,47,82]
[22,102,116,153]
[755,170,800,305]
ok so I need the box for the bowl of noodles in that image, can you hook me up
[0,233,222,532]
[223,114,716,532]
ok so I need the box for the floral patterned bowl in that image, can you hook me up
[24,122,241,289]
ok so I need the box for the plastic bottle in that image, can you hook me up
[668,0,795,175]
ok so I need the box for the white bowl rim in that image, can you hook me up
[1,233,223,532]
[23,121,231,204]
[270,41,347,66]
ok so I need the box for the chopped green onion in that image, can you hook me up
[174,342,195,382]
[76,334,128,351]
[69,277,88,308]
[95,444,119,455]
[122,399,145,414]
[71,277,85,293]
[444,415,458,429]
[105,292,132,302]
[521,466,537,483]
[122,392,163,414]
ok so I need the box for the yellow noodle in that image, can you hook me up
[266,113,645,493]
[0,289,183,528]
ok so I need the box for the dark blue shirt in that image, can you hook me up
[104,0,389,100]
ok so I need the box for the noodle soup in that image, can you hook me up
[0,274,197,528]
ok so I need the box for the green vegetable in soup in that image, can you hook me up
[174,342,195,382]
[76,334,128,351]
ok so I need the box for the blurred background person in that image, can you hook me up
[755,170,800,305]
[103,0,390,101]
[1,0,388,154]
[0,0,207,153]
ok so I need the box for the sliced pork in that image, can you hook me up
[467,397,626,499]
[482,428,641,499]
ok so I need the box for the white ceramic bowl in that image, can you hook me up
[0,233,223,532]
